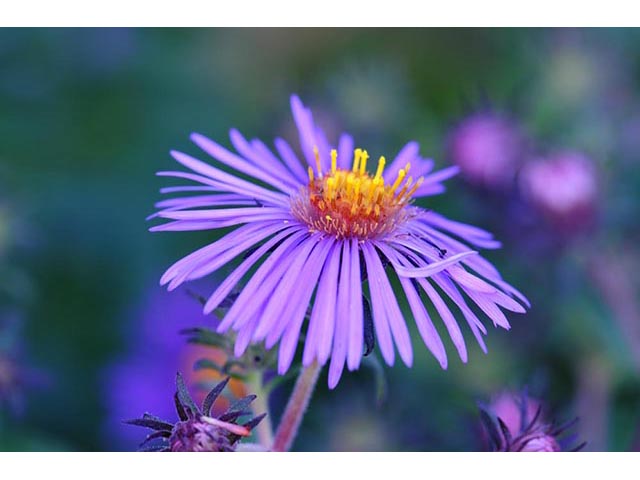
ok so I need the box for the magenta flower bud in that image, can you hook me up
[126,374,265,452]
[448,112,525,189]
[489,391,541,439]
[520,151,598,232]
[479,391,585,452]
[513,432,561,452]
[169,418,235,452]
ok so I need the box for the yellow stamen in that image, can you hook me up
[406,176,424,198]
[359,150,369,175]
[396,177,413,199]
[346,174,354,196]
[326,177,336,200]
[391,169,406,192]
[374,156,386,181]
[352,148,362,172]
[291,145,420,240]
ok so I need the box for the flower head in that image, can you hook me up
[152,95,529,388]
[447,112,526,189]
[479,391,585,452]
[126,373,265,452]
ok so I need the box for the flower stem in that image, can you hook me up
[272,361,322,452]
[587,248,640,371]
[245,371,274,449]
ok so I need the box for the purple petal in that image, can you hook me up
[216,231,309,332]
[170,150,288,206]
[361,244,395,366]
[290,95,318,167]
[265,237,333,347]
[394,242,502,360]
[447,264,498,294]
[157,170,227,190]
[167,223,291,291]
[406,221,502,279]
[337,134,354,170]
[377,244,447,368]
[234,314,261,357]
[391,251,479,278]
[422,211,498,243]
[464,288,511,330]
[160,185,220,194]
[228,129,301,190]
[157,206,288,221]
[365,242,413,367]
[347,239,364,371]
[155,193,251,209]
[303,242,341,366]
[251,235,323,342]
[192,132,297,195]
[229,129,300,186]
[419,165,460,185]
[414,183,446,197]
[383,141,420,183]
[160,221,280,287]
[328,242,351,388]
[277,238,335,375]
[416,276,468,363]
[204,227,305,314]
[274,137,308,183]
[313,125,333,174]
[432,273,489,353]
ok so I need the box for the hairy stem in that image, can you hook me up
[245,371,274,449]
[272,361,322,452]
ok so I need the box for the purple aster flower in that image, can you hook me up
[447,111,526,190]
[520,151,598,233]
[151,95,529,388]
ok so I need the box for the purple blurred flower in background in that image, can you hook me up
[479,391,585,452]
[151,95,529,389]
[103,285,244,450]
[0,313,48,417]
[0,314,20,413]
[447,112,526,190]
[520,151,598,234]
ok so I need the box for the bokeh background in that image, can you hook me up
[1,28,639,451]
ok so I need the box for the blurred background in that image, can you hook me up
[1,28,639,451]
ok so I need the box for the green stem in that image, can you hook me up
[272,361,322,452]
[245,371,274,449]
